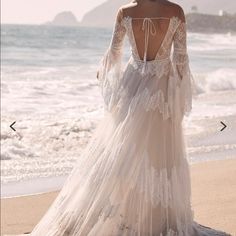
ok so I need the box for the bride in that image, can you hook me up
[30,0,230,235]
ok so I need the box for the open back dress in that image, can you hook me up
[30,8,230,236]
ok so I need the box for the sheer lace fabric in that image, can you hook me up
[98,14,195,123]
[30,9,231,236]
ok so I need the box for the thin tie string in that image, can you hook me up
[141,18,157,74]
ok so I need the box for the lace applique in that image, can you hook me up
[98,12,194,119]
[95,147,193,235]
[173,22,187,53]
[133,149,192,208]
[129,56,171,78]
[121,16,140,61]
[121,16,182,61]
[172,21,188,74]
[98,9,126,82]
[155,16,181,60]
[170,20,195,118]
[115,86,170,120]
[129,88,170,119]
[97,9,127,112]
[108,16,126,64]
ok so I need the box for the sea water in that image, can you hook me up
[1,24,236,197]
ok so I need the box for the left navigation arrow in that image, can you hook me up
[10,121,16,131]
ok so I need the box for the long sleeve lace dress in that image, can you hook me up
[30,8,231,236]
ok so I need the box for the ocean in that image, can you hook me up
[1,24,236,197]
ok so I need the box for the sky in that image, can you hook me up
[1,0,106,24]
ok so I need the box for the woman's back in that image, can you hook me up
[120,0,185,61]
[98,0,192,117]
[122,0,182,18]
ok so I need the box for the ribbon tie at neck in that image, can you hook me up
[141,18,157,74]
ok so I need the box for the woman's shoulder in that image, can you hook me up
[117,1,185,22]
[120,1,137,10]
[163,1,185,21]
[115,3,136,21]
[118,1,138,16]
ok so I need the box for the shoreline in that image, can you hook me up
[1,175,68,199]
[1,158,235,199]
[1,158,236,235]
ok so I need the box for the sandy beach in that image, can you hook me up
[1,158,236,236]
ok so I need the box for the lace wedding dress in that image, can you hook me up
[30,9,231,236]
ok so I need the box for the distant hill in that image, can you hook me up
[80,0,236,28]
[81,0,127,27]
[45,11,79,26]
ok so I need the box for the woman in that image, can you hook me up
[30,0,230,235]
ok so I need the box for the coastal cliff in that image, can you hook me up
[45,11,79,26]
[81,0,127,28]
[44,3,236,33]
[79,0,236,32]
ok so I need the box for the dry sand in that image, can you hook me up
[1,159,236,236]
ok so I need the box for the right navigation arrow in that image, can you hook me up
[220,121,227,131]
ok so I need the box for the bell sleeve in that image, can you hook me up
[168,18,196,122]
[97,9,126,112]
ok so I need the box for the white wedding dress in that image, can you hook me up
[30,9,231,236]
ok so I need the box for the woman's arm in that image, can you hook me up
[172,8,188,81]
[171,7,195,118]
[97,8,126,80]
[96,8,127,112]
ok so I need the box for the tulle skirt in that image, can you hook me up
[30,59,230,236]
